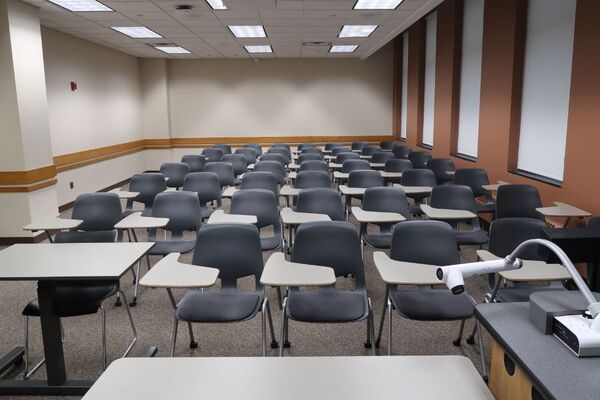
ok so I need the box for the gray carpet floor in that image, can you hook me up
[0,191,493,400]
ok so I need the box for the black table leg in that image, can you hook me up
[37,281,66,386]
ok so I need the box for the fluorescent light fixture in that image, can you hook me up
[228,25,267,38]
[330,45,358,53]
[155,46,190,54]
[206,0,227,9]
[245,45,272,53]
[111,26,162,39]
[353,0,403,10]
[47,0,112,11]
[339,25,378,38]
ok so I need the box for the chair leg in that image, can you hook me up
[118,291,138,358]
[375,288,389,348]
[170,316,179,357]
[387,297,393,356]
[466,323,477,345]
[476,320,488,382]
[367,298,376,356]
[453,319,466,347]
[261,300,267,357]
[101,305,107,370]
[278,298,287,357]
[23,316,46,380]
[276,287,283,310]
[265,298,278,349]
[131,261,141,307]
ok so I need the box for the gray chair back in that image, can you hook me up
[267,148,291,163]
[390,221,460,266]
[231,189,281,233]
[496,184,543,220]
[336,152,360,163]
[150,191,201,239]
[332,147,352,156]
[181,155,206,172]
[342,159,370,173]
[260,153,287,167]
[192,224,263,289]
[361,146,381,156]
[401,169,436,187]
[392,146,412,158]
[204,162,235,188]
[272,143,290,150]
[183,172,222,206]
[213,144,231,154]
[63,193,121,242]
[244,143,262,156]
[325,142,342,151]
[371,151,395,164]
[296,188,345,221]
[240,172,278,197]
[235,148,257,164]
[297,153,323,164]
[301,147,322,155]
[253,161,286,185]
[297,143,315,151]
[427,158,455,185]
[299,160,328,173]
[348,170,384,188]
[295,171,331,189]
[160,162,189,188]
[380,140,396,150]
[202,148,224,162]
[222,153,248,177]
[430,185,480,229]
[127,173,166,213]
[408,151,432,168]
[488,218,548,261]
[351,141,368,151]
[453,168,491,198]
[363,187,410,218]
[385,159,412,172]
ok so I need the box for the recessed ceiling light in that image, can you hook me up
[353,0,403,10]
[245,45,272,53]
[47,0,112,12]
[111,26,162,38]
[339,25,378,38]
[228,25,267,38]
[155,46,190,54]
[205,0,227,9]
[330,45,358,53]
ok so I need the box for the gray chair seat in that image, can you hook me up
[261,235,282,251]
[454,230,488,246]
[362,233,392,249]
[23,282,119,318]
[390,289,474,321]
[54,231,116,243]
[496,286,565,303]
[287,289,368,322]
[176,291,261,322]
[148,240,196,256]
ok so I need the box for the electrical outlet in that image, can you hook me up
[69,182,74,189]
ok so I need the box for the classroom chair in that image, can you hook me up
[235,148,258,164]
[297,153,323,164]
[213,144,232,154]
[301,147,322,155]
[296,188,345,221]
[183,172,222,219]
[331,147,353,156]
[222,153,248,181]
[495,184,544,220]
[427,158,455,185]
[371,151,395,165]
[297,143,315,151]
[453,168,495,214]
[336,152,360,164]
[260,153,287,167]
[351,141,368,152]
[181,155,206,173]
[295,171,331,189]
[383,159,413,184]
[324,142,343,151]
[230,189,283,251]
[124,173,167,216]
[401,169,436,214]
[298,160,329,173]
[380,140,396,150]
[359,187,410,249]
[160,162,189,189]
[361,146,381,157]
[244,143,263,156]
[408,151,432,169]
[342,159,370,173]
[392,145,412,159]
[253,161,286,186]
[204,162,235,189]
[240,172,279,197]
[202,148,224,162]
[267,148,291,163]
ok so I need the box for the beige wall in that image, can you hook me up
[166,44,394,138]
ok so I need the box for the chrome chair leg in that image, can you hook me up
[131,261,141,306]
[387,297,393,356]
[170,315,179,357]
[453,319,466,347]
[23,316,46,380]
[476,320,488,382]
[261,299,267,357]
[276,287,283,309]
[375,287,389,348]
[367,298,376,356]
[278,298,287,357]
[118,291,138,358]
[101,305,107,370]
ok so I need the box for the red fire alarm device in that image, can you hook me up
[70,82,77,91]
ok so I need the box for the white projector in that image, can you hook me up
[553,314,600,357]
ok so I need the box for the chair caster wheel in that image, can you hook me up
[364,342,372,349]
[270,341,279,349]
[452,338,461,347]
[375,339,381,349]
[115,299,122,307]
[189,341,198,349]
[466,336,475,345]
[283,340,291,348]
[129,299,137,307]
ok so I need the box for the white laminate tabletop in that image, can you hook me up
[280,207,331,225]
[23,217,83,232]
[221,186,239,198]
[247,164,254,170]
[333,171,349,180]
[359,155,372,159]
[535,202,591,218]
[481,180,509,192]
[328,162,343,170]
[288,171,297,180]
[373,251,441,285]
[288,163,300,170]
[352,149,362,153]
[108,188,140,199]
[338,185,366,196]
[114,212,169,229]
[82,356,492,400]
[207,210,257,225]
[380,171,403,178]
[476,250,571,282]
[260,252,336,287]
[420,205,476,220]
[370,163,385,168]
[393,184,433,195]
[139,253,219,288]
[279,185,301,197]
[351,207,406,224]
[0,242,154,281]
[324,155,335,161]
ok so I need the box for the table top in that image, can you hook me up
[288,163,300,170]
[280,185,301,197]
[380,171,403,178]
[476,300,600,400]
[373,251,441,285]
[247,163,254,170]
[221,186,239,198]
[338,185,366,196]
[260,252,336,287]
[420,205,476,220]
[476,250,570,282]
[536,202,591,218]
[333,171,349,180]
[280,207,331,225]
[481,180,509,191]
[139,253,219,288]
[23,217,83,232]
[288,171,297,180]
[108,187,140,199]
[370,163,385,168]
[0,242,154,281]
[359,155,371,159]
[83,356,492,400]
[328,162,343,169]
[207,210,257,225]
[393,184,432,195]
[114,212,169,229]
[351,207,406,224]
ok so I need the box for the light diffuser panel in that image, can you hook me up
[353,0,403,9]
[47,0,112,12]
[111,27,162,39]
[339,25,378,38]
[206,0,227,9]
[245,45,273,53]
[155,46,191,54]
[330,45,358,53]
[228,25,267,38]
